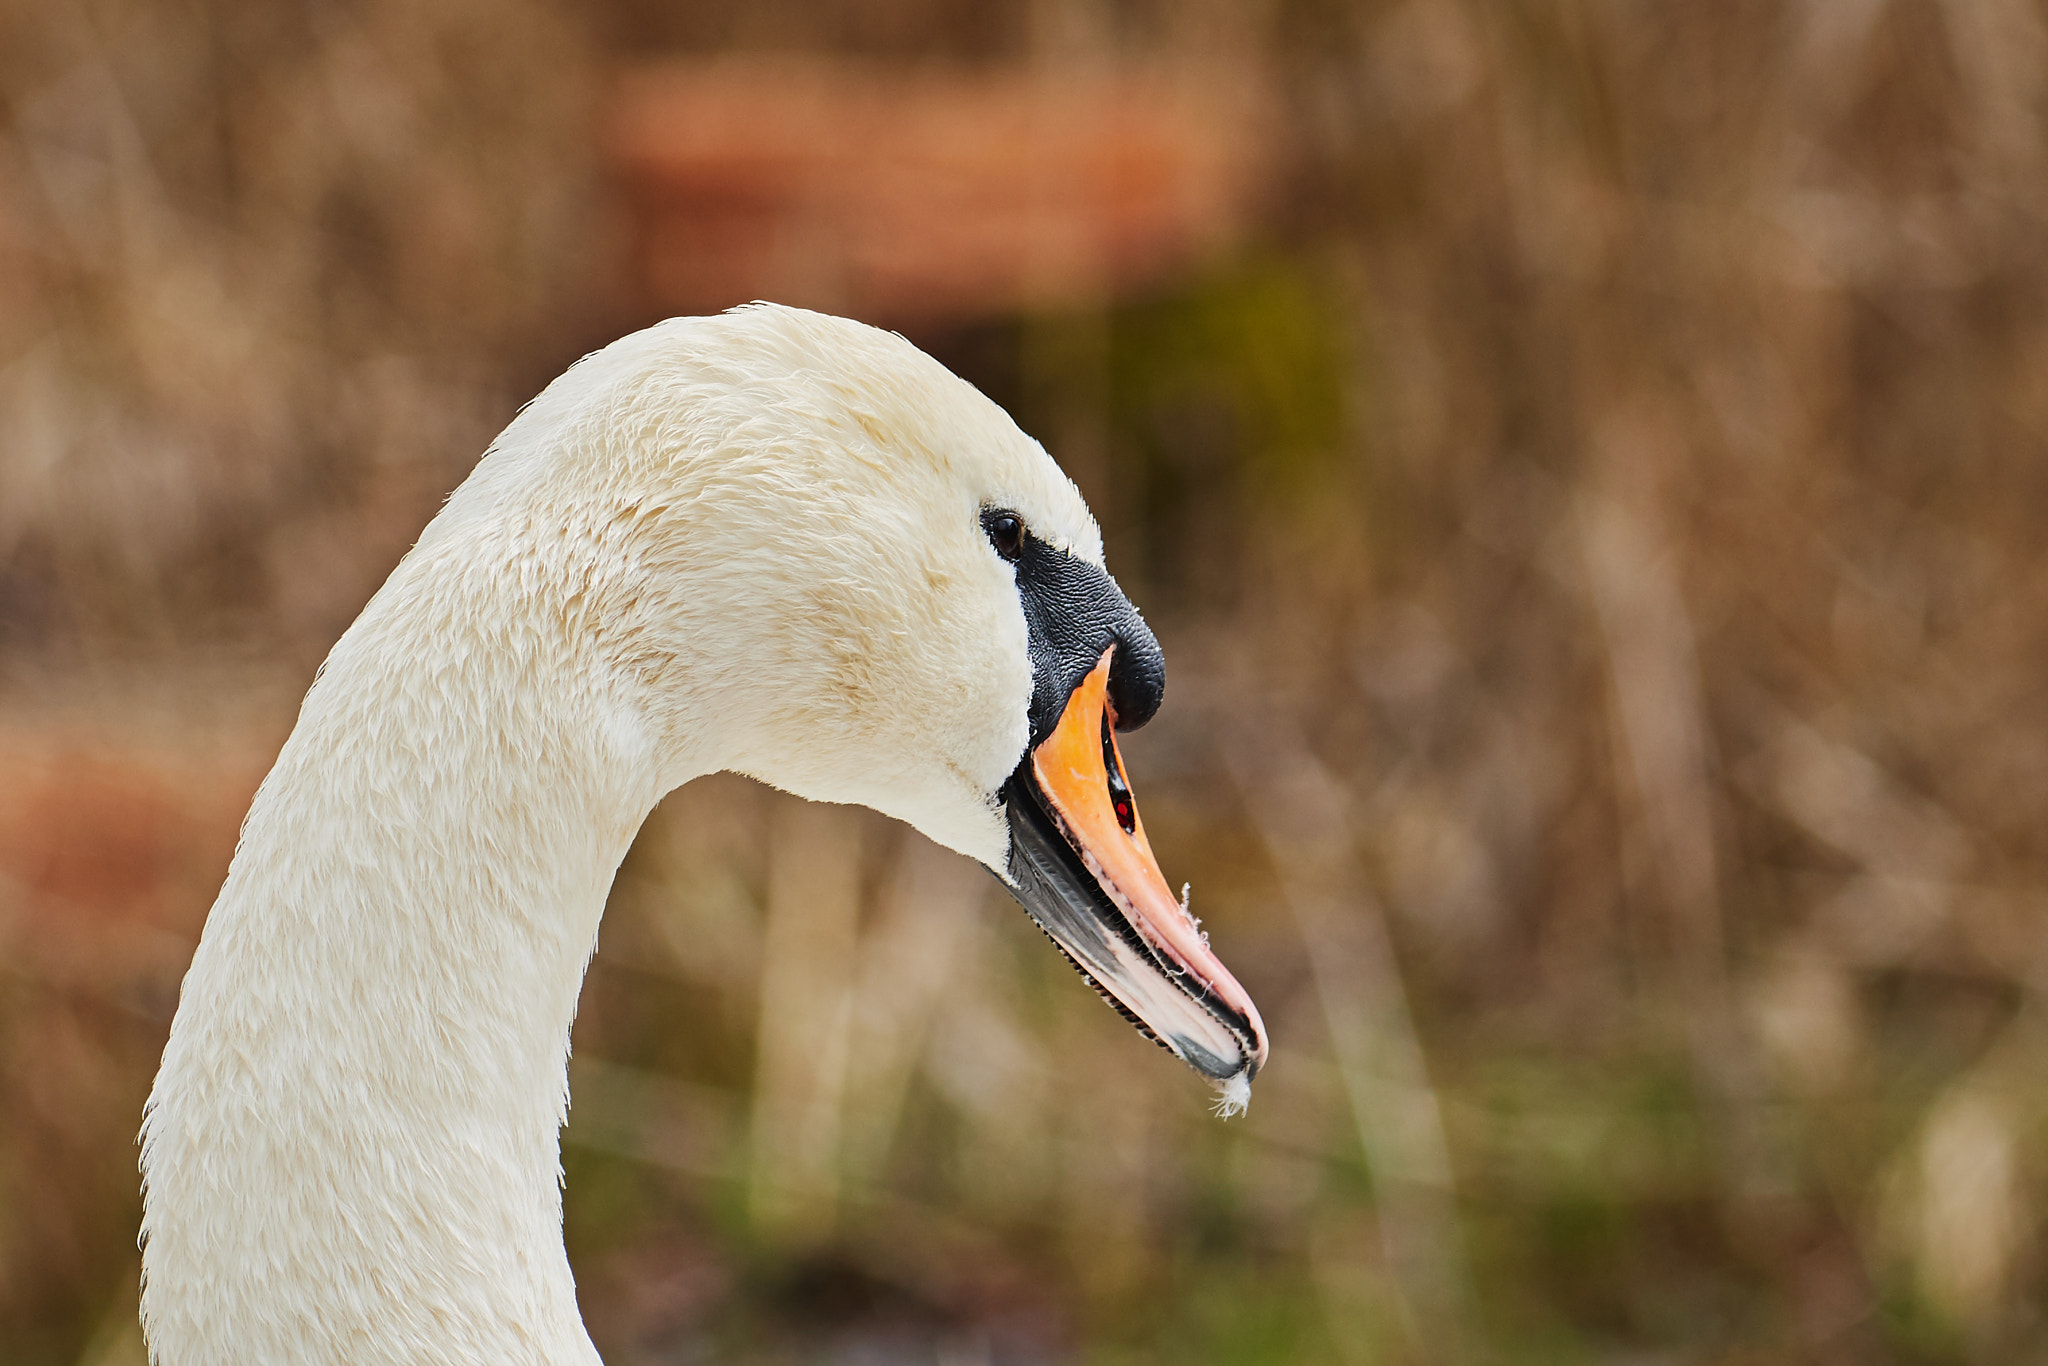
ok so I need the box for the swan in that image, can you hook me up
[138,304,1268,1365]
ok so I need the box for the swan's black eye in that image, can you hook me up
[985,511,1024,562]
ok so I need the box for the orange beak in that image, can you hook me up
[1002,650,1268,1104]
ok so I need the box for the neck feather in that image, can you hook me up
[141,527,673,1366]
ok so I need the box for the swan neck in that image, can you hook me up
[140,540,672,1366]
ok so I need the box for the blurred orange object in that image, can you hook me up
[604,58,1275,324]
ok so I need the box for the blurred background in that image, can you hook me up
[5,0,2048,1361]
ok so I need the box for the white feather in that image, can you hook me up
[1214,1071,1253,1120]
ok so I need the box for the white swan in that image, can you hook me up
[138,305,1267,1365]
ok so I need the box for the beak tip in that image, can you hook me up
[1228,1001,1270,1086]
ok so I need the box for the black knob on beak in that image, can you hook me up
[1008,525,1167,750]
[1105,621,1164,731]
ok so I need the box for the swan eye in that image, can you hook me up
[985,511,1025,562]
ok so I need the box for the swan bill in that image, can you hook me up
[999,651,1269,1102]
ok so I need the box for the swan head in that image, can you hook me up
[486,304,1268,1098]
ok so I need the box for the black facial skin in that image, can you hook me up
[979,508,1165,748]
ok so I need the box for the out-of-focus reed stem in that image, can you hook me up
[1226,725,1474,1361]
